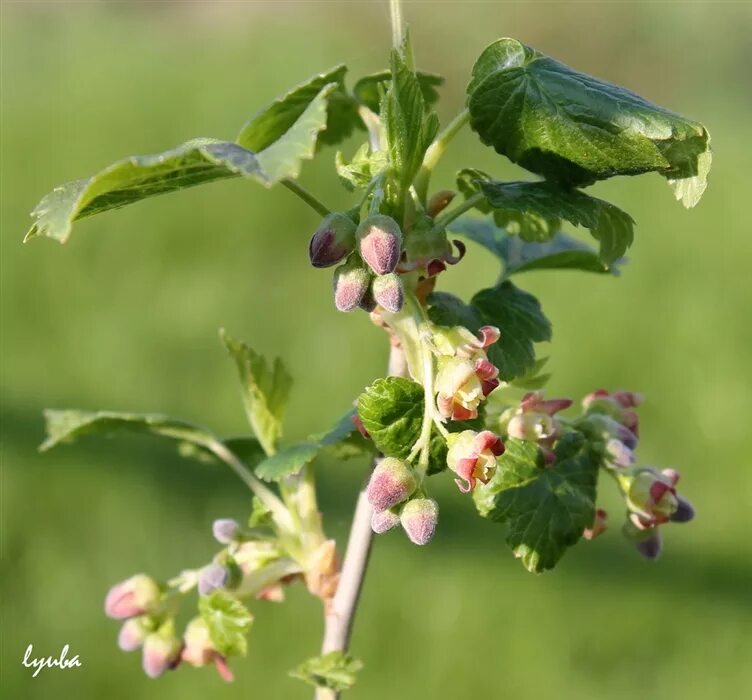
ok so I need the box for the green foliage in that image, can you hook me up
[474,433,602,572]
[220,329,292,456]
[428,281,551,381]
[335,143,388,192]
[467,38,711,206]
[290,651,363,692]
[198,590,254,657]
[353,69,443,113]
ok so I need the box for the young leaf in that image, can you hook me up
[467,38,711,206]
[291,651,363,692]
[335,143,388,192]
[428,281,552,381]
[353,70,443,113]
[220,329,292,456]
[39,409,216,452]
[198,590,254,657]
[255,442,320,482]
[473,433,601,572]
[460,173,634,264]
[449,217,619,276]
[383,50,439,190]
[25,140,264,243]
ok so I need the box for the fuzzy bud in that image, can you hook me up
[308,213,357,268]
[105,574,161,620]
[212,518,240,545]
[366,458,417,512]
[670,496,696,523]
[372,273,404,312]
[333,257,371,312]
[371,508,401,534]
[198,563,230,596]
[357,214,402,275]
[142,622,182,678]
[181,617,217,668]
[400,497,439,546]
[118,616,151,652]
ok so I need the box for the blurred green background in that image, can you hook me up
[2,2,751,698]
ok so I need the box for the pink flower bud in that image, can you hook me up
[118,616,151,651]
[198,563,230,596]
[446,430,503,492]
[332,258,371,312]
[366,458,417,512]
[400,497,439,545]
[357,214,402,275]
[181,617,215,668]
[605,438,635,467]
[212,518,240,545]
[142,624,182,678]
[372,273,404,312]
[371,509,400,534]
[105,574,160,620]
[308,213,357,268]
[583,509,608,540]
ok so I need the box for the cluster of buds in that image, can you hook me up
[581,389,641,467]
[433,325,501,420]
[446,430,505,492]
[498,391,573,462]
[309,213,406,314]
[365,458,439,545]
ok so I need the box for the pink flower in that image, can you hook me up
[400,498,439,545]
[366,458,417,512]
[357,214,402,275]
[142,623,182,678]
[505,391,572,445]
[181,617,234,682]
[624,468,680,527]
[104,574,161,620]
[446,430,504,492]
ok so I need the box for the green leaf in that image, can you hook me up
[39,409,215,452]
[25,139,267,243]
[291,651,363,692]
[220,329,292,456]
[428,281,551,381]
[255,442,320,482]
[474,433,601,572]
[509,357,551,390]
[353,69,443,113]
[449,217,619,275]
[335,143,388,192]
[198,590,253,657]
[467,38,711,206]
[460,173,634,264]
[383,50,439,190]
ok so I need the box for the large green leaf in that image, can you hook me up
[383,50,439,190]
[467,38,711,207]
[428,281,551,381]
[474,433,601,572]
[198,590,253,657]
[353,70,443,113]
[25,139,266,243]
[220,329,292,456]
[449,217,619,276]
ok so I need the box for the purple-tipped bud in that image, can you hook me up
[212,518,240,545]
[142,624,182,679]
[308,213,357,268]
[357,214,402,275]
[333,258,371,312]
[372,273,404,312]
[198,563,229,596]
[635,532,663,560]
[371,508,401,534]
[118,616,151,652]
[605,438,635,467]
[366,458,417,512]
[669,496,695,523]
[105,574,161,620]
[400,497,439,546]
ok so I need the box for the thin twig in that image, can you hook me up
[281,178,331,217]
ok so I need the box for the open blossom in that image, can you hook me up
[504,391,572,445]
[446,430,504,492]
[105,574,161,620]
[624,468,681,527]
[434,325,500,420]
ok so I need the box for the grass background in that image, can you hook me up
[2,1,751,698]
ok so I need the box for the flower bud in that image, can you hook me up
[198,563,230,596]
[332,257,371,312]
[605,438,635,467]
[669,496,695,523]
[400,497,439,546]
[625,469,679,525]
[212,518,240,545]
[118,616,151,652]
[105,574,161,620]
[366,458,417,512]
[371,508,401,534]
[372,273,404,312]
[357,214,402,275]
[635,532,663,560]
[426,190,456,218]
[181,617,215,668]
[142,622,182,678]
[583,509,608,540]
[308,213,357,268]
[446,430,503,492]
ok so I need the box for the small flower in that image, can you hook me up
[357,214,402,275]
[118,616,152,652]
[504,391,572,445]
[582,389,642,435]
[142,621,182,678]
[198,563,230,596]
[623,468,680,527]
[332,257,371,312]
[308,213,358,268]
[181,617,234,681]
[372,273,404,313]
[371,508,400,534]
[105,574,161,620]
[436,357,484,420]
[583,509,608,540]
[366,458,417,512]
[212,518,240,545]
[400,497,439,546]
[446,430,504,492]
